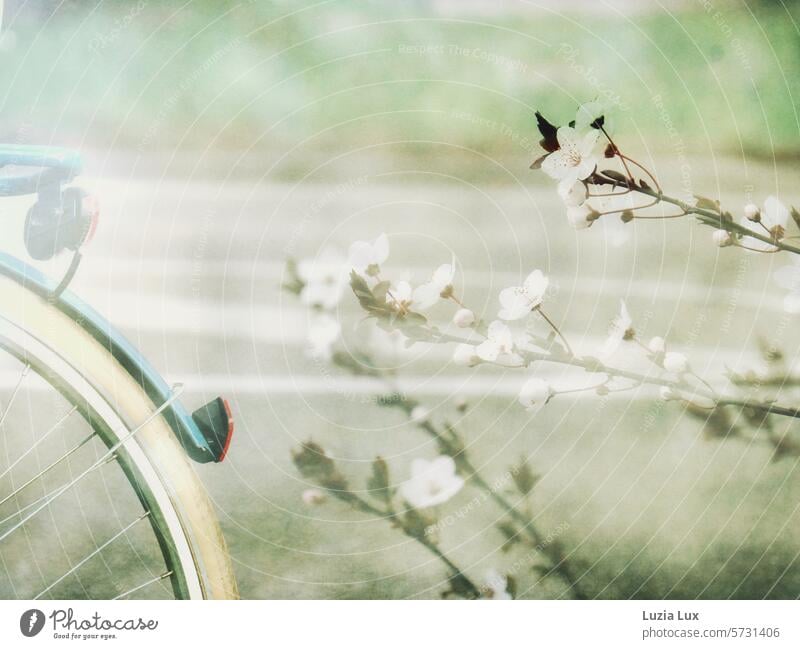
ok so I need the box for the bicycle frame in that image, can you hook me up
[0,144,81,196]
[0,144,225,463]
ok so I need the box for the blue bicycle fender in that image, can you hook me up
[0,251,217,463]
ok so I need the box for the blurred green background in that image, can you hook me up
[1,0,799,173]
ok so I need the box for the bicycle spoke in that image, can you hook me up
[113,571,173,600]
[0,384,183,545]
[34,512,150,600]
[0,455,117,529]
[0,432,95,508]
[0,364,29,428]
[0,406,78,481]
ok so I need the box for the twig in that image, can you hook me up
[385,386,586,598]
[430,328,800,421]
[631,184,800,255]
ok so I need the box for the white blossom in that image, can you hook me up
[302,489,326,505]
[558,180,587,207]
[574,99,615,136]
[712,229,733,247]
[498,270,549,321]
[387,280,414,312]
[399,456,464,509]
[663,351,689,374]
[659,386,680,401]
[452,308,475,328]
[784,293,800,314]
[413,260,456,309]
[483,569,513,600]
[410,405,430,423]
[476,321,515,362]
[773,259,800,314]
[743,203,760,221]
[566,205,593,230]
[739,196,789,252]
[518,377,552,409]
[297,250,349,310]
[541,126,601,196]
[306,313,341,361]
[369,325,410,354]
[349,233,389,277]
[452,343,481,367]
[600,300,633,358]
[648,336,666,355]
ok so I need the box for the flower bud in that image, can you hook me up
[744,203,761,222]
[712,229,732,247]
[663,351,690,374]
[784,293,800,314]
[410,405,430,423]
[659,386,680,401]
[452,343,480,367]
[558,180,587,207]
[518,377,552,410]
[648,336,666,355]
[566,206,592,230]
[452,308,475,328]
[302,489,326,505]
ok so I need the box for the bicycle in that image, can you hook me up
[0,145,238,599]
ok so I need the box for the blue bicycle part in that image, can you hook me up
[0,143,234,463]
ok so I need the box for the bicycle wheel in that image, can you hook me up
[0,273,238,599]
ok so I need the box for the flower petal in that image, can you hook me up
[476,340,500,362]
[784,292,800,314]
[556,126,580,149]
[764,196,789,228]
[412,283,440,309]
[540,150,572,181]
[348,241,374,269]
[430,455,457,478]
[498,287,531,320]
[523,270,547,298]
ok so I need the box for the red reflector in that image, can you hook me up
[218,398,234,462]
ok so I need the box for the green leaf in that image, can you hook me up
[496,520,521,553]
[402,507,435,542]
[291,441,349,493]
[694,195,721,212]
[281,258,305,295]
[791,206,800,231]
[367,456,393,505]
[372,280,391,303]
[444,572,477,600]
[505,574,517,599]
[600,169,628,184]
[511,458,539,496]
[529,153,548,170]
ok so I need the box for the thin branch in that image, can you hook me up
[376,380,586,598]
[430,328,800,421]
[630,184,800,255]
[338,488,481,599]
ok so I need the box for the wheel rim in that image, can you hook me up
[0,313,205,599]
